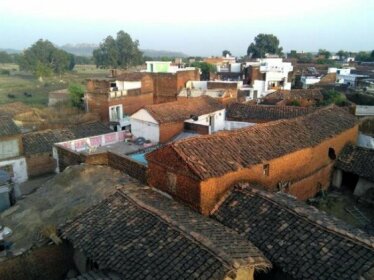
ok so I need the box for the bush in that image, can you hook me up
[0,69,10,75]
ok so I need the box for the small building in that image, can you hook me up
[23,122,112,177]
[357,117,374,149]
[147,106,358,215]
[84,73,154,130]
[48,89,69,106]
[60,186,271,279]
[226,103,314,123]
[333,144,374,197]
[212,183,374,280]
[130,96,225,143]
[262,89,323,106]
[244,58,293,98]
[0,116,27,183]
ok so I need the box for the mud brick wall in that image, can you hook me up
[159,122,185,143]
[56,146,83,172]
[26,153,57,177]
[184,122,210,135]
[108,152,147,184]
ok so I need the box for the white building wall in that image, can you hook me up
[184,109,226,132]
[357,133,374,149]
[0,157,28,183]
[186,81,208,90]
[0,139,20,160]
[224,121,255,130]
[130,109,160,143]
[115,81,141,90]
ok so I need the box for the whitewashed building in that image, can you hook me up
[130,96,225,143]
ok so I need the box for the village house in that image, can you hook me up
[357,117,374,149]
[212,183,374,280]
[60,186,271,280]
[147,106,358,215]
[243,58,293,99]
[226,103,314,123]
[261,89,323,106]
[178,80,243,105]
[333,144,374,198]
[84,72,154,131]
[130,96,225,143]
[48,89,69,106]
[0,116,27,183]
[22,122,112,177]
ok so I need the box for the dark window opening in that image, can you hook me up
[341,171,359,192]
[328,148,336,160]
[263,164,270,176]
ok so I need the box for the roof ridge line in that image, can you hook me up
[239,187,374,250]
[117,188,271,271]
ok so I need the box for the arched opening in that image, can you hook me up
[328,147,336,160]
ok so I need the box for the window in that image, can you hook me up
[263,164,270,176]
[328,148,336,160]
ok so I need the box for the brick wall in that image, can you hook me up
[207,82,237,90]
[148,125,359,215]
[108,152,147,183]
[159,122,185,143]
[56,146,83,172]
[184,122,210,135]
[108,93,153,116]
[26,153,56,177]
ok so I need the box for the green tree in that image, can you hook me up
[222,50,231,57]
[191,62,216,80]
[93,31,143,69]
[318,49,331,60]
[68,83,85,108]
[18,39,73,79]
[247,34,283,58]
[336,50,348,60]
[0,51,13,63]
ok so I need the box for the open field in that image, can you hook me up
[0,64,108,106]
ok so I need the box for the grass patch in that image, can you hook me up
[0,63,108,106]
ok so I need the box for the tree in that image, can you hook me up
[247,34,283,58]
[18,39,74,79]
[93,31,143,69]
[336,50,348,60]
[68,83,85,108]
[222,50,231,57]
[0,51,13,63]
[191,62,216,80]
[318,49,331,60]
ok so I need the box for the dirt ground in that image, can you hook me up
[0,164,142,257]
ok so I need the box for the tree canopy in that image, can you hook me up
[247,34,283,58]
[355,51,374,62]
[318,49,331,59]
[93,31,143,69]
[222,50,231,57]
[18,39,75,78]
[68,83,85,108]
[190,62,216,80]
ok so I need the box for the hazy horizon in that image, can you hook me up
[0,0,373,56]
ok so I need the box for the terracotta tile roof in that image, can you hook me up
[60,187,271,279]
[0,102,33,117]
[212,183,374,280]
[68,270,121,280]
[23,122,112,155]
[68,122,112,139]
[23,129,75,155]
[266,89,323,101]
[142,96,225,124]
[147,106,357,180]
[336,144,374,181]
[0,116,21,137]
[226,103,314,122]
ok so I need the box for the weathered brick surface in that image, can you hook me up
[56,146,82,172]
[26,153,56,177]
[107,152,147,183]
[159,122,185,143]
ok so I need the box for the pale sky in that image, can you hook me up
[0,0,373,56]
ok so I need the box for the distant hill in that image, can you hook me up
[0,48,22,54]
[1,44,189,59]
[60,44,98,57]
[141,49,188,58]
[60,44,189,58]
